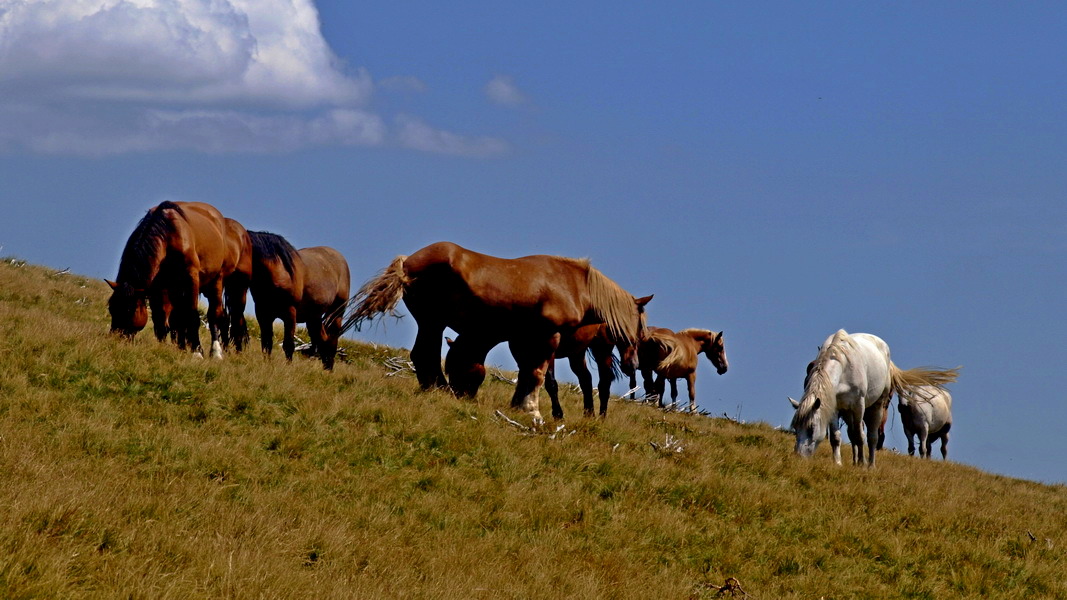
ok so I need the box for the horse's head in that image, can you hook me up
[617,295,653,374]
[106,280,148,339]
[700,331,729,375]
[789,396,824,458]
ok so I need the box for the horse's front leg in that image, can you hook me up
[685,373,697,413]
[543,361,562,419]
[828,418,843,466]
[862,400,886,467]
[204,278,226,359]
[149,289,171,342]
[224,273,249,352]
[509,332,560,425]
[594,350,615,416]
[567,354,595,418]
[183,273,204,356]
[842,410,866,465]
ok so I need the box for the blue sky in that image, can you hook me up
[2,1,1066,483]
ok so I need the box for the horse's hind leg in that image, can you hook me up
[939,430,949,460]
[256,306,275,356]
[411,324,447,390]
[685,373,697,413]
[281,305,298,361]
[863,402,884,467]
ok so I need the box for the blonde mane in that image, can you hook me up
[797,329,855,422]
[657,328,713,371]
[585,265,639,345]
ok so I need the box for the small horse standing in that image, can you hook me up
[637,327,728,412]
[789,329,959,466]
[247,231,351,370]
[542,323,639,418]
[342,241,651,423]
[898,385,953,460]
[107,201,251,358]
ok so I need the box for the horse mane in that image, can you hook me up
[658,329,707,372]
[585,264,639,345]
[116,201,183,286]
[249,230,299,278]
[796,329,855,423]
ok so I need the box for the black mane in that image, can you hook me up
[116,201,184,286]
[249,230,299,278]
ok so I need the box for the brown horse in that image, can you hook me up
[247,231,351,370]
[343,241,652,423]
[542,323,638,418]
[107,201,252,357]
[638,327,728,412]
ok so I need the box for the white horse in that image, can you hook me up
[789,330,959,466]
[898,385,953,460]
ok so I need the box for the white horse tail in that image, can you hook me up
[339,255,409,334]
[889,361,960,398]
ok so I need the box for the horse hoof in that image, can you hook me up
[193,351,204,359]
[210,340,223,359]
[531,414,545,428]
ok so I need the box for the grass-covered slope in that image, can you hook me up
[1,257,1065,599]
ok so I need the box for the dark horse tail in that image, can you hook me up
[248,230,299,278]
[338,255,409,334]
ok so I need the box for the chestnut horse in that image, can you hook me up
[247,231,351,370]
[637,327,728,412]
[542,323,638,418]
[789,329,959,466]
[107,201,251,358]
[342,241,652,423]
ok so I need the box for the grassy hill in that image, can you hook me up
[1,256,1065,599]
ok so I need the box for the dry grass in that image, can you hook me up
[2,257,1066,599]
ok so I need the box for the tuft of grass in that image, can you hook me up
[1,257,1066,598]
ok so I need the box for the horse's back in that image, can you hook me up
[298,246,350,309]
[402,241,590,329]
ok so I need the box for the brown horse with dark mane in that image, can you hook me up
[247,231,351,370]
[542,323,638,418]
[107,201,252,358]
[638,327,728,412]
[343,241,651,422]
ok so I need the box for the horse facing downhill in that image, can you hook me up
[247,231,351,370]
[107,201,251,358]
[637,327,728,412]
[789,329,959,466]
[342,241,652,423]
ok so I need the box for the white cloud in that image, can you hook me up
[485,75,528,107]
[395,115,509,158]
[0,0,506,156]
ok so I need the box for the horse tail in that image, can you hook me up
[338,255,410,334]
[889,362,960,399]
[645,329,679,369]
[586,265,639,346]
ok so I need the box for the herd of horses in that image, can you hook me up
[106,201,958,467]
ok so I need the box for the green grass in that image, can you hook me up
[1,257,1066,599]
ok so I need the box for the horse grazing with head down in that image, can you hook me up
[342,241,652,423]
[804,358,890,450]
[898,385,953,460]
[636,327,728,412]
[789,329,959,466]
[247,231,351,370]
[107,201,251,358]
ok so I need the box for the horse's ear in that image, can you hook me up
[715,331,724,343]
[788,396,799,409]
[105,279,118,290]
[634,294,653,308]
